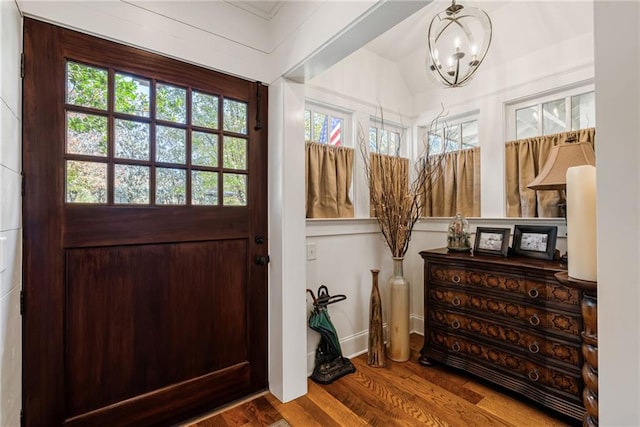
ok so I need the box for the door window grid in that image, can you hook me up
[64,60,249,206]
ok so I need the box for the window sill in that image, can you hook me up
[306,217,567,238]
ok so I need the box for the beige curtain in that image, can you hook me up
[505,128,595,217]
[423,147,481,218]
[369,153,409,217]
[305,142,354,218]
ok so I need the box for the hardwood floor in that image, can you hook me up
[182,335,578,426]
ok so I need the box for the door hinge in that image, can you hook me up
[21,172,25,197]
[20,408,24,427]
[20,53,25,79]
[20,290,24,316]
[254,81,262,131]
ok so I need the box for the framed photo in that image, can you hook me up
[512,225,558,260]
[473,227,510,257]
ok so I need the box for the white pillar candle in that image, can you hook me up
[566,165,597,281]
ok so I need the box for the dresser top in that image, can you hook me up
[419,247,567,274]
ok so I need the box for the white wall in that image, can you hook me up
[301,0,583,369]
[0,1,23,426]
[413,0,594,218]
[7,1,640,424]
[268,78,308,401]
[305,218,566,372]
[594,2,640,425]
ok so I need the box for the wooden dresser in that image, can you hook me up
[556,272,598,427]
[419,248,585,421]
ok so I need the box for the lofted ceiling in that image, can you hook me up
[363,0,594,94]
[19,0,592,93]
[208,0,594,94]
[226,0,284,19]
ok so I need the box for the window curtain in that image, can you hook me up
[422,147,481,218]
[305,142,354,218]
[369,153,409,217]
[505,128,595,217]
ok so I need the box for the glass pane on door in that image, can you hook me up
[66,62,108,110]
[115,73,150,117]
[156,83,186,123]
[66,160,107,203]
[192,91,219,129]
[223,99,247,134]
[192,131,218,167]
[156,125,186,164]
[115,119,149,160]
[66,112,108,156]
[114,164,150,204]
[223,136,247,170]
[156,167,186,205]
[223,173,247,206]
[192,171,218,206]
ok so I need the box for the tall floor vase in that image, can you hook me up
[367,269,386,367]
[387,257,410,362]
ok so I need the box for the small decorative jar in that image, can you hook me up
[447,212,471,252]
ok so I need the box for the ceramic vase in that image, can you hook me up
[387,257,410,362]
[367,269,386,367]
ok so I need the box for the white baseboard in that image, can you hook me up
[306,316,425,375]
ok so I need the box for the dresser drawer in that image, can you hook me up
[419,249,583,420]
[429,262,580,309]
[428,308,581,368]
[428,329,583,399]
[429,286,582,339]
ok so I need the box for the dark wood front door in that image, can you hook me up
[22,18,268,426]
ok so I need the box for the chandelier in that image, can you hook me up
[426,0,493,88]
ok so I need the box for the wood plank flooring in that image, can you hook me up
[182,335,579,426]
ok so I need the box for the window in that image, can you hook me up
[304,104,349,146]
[304,102,354,218]
[508,86,595,140]
[369,123,402,156]
[65,61,248,206]
[428,114,479,155]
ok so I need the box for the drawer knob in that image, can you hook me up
[452,274,461,284]
[529,314,540,326]
[451,319,461,329]
[528,288,539,298]
[528,342,540,354]
[452,342,461,352]
[452,296,461,307]
[528,370,540,382]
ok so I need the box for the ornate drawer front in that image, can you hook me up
[429,329,582,397]
[428,309,580,367]
[429,263,579,307]
[429,287,581,338]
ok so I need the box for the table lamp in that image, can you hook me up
[527,137,597,281]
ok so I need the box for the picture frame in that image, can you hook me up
[473,227,510,257]
[512,225,558,260]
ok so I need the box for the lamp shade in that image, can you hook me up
[527,142,596,190]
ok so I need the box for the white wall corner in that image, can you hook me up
[267,78,308,403]
[0,2,23,426]
[594,2,640,425]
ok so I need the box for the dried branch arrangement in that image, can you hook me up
[359,108,449,258]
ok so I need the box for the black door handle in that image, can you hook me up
[254,255,270,266]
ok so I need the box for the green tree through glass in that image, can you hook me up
[65,62,249,206]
